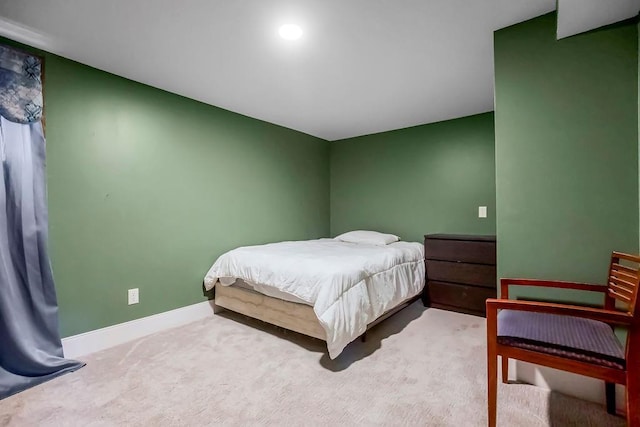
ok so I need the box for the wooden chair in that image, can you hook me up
[486,251,640,426]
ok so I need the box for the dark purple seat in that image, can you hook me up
[497,309,625,370]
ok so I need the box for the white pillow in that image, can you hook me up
[334,230,400,246]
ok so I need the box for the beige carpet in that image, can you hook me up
[0,303,626,426]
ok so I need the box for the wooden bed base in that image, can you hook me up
[214,282,423,342]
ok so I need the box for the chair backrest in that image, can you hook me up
[606,251,640,317]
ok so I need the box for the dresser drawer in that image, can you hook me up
[428,281,496,316]
[426,260,496,288]
[424,236,496,265]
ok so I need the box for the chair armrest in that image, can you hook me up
[500,278,607,299]
[485,299,633,326]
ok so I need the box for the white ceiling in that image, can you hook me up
[0,1,562,140]
[558,0,640,39]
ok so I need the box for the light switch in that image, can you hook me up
[478,206,487,218]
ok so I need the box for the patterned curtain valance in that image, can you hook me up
[0,45,43,124]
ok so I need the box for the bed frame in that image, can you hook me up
[214,282,423,342]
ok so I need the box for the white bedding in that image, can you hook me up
[204,239,425,359]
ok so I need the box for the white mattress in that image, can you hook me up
[204,238,425,359]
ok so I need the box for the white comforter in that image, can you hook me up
[204,239,425,359]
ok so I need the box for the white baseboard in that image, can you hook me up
[510,359,626,413]
[62,300,215,359]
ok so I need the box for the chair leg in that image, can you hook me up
[501,356,509,384]
[628,370,640,426]
[487,348,497,426]
[605,382,615,415]
[487,314,498,427]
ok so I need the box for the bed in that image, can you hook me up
[203,233,425,359]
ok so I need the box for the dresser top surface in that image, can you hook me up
[424,234,496,242]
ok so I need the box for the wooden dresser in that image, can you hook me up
[423,234,497,317]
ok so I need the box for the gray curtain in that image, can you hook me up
[0,47,83,400]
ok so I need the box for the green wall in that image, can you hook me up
[330,112,496,242]
[494,13,639,301]
[37,53,329,337]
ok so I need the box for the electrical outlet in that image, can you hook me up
[128,288,139,305]
[478,206,487,218]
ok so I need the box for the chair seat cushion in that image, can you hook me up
[497,310,625,370]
